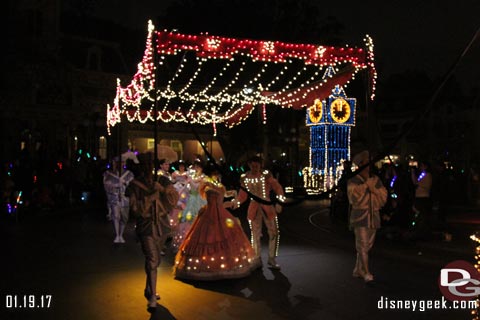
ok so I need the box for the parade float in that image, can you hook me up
[106,20,376,193]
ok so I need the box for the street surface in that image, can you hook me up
[0,200,476,319]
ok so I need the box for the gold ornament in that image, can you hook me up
[225,218,235,228]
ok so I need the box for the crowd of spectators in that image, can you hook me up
[2,148,479,234]
[331,159,480,242]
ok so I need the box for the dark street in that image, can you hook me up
[1,200,475,320]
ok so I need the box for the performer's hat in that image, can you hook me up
[121,151,139,164]
[352,150,369,167]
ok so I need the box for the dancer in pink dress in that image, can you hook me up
[173,163,257,280]
[172,160,207,251]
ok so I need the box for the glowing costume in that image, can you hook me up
[174,177,257,280]
[172,169,191,224]
[103,168,134,243]
[172,171,207,251]
[236,169,285,269]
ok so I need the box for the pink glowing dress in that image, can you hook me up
[173,178,257,280]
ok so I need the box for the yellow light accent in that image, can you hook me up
[225,218,234,228]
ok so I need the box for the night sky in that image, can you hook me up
[91,0,480,92]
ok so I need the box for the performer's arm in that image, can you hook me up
[368,176,388,209]
[125,184,139,217]
[267,175,285,198]
[347,179,369,206]
[163,183,180,208]
[103,172,120,193]
[417,173,432,193]
[232,183,248,209]
[267,174,286,213]
[124,171,134,186]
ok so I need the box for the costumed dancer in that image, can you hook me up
[103,157,135,243]
[172,160,190,186]
[157,158,172,185]
[233,156,285,270]
[126,153,179,309]
[171,160,191,232]
[156,158,178,254]
[157,158,177,227]
[409,161,433,240]
[173,162,257,280]
[347,150,387,283]
[172,159,207,251]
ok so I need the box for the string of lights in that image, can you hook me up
[106,20,376,134]
[470,233,480,319]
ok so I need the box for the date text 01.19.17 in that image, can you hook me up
[5,295,52,309]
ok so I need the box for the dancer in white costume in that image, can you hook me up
[233,156,285,269]
[347,150,387,283]
[172,160,191,228]
[103,158,135,243]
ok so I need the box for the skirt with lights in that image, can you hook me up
[173,193,257,280]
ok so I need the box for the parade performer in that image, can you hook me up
[347,150,387,283]
[233,156,285,270]
[155,158,177,253]
[172,160,190,186]
[126,154,179,309]
[171,160,191,233]
[103,157,135,243]
[173,163,257,280]
[172,160,207,251]
[408,161,433,240]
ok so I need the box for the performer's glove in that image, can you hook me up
[231,199,241,210]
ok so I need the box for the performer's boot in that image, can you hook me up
[144,278,160,301]
[358,251,373,282]
[145,265,159,308]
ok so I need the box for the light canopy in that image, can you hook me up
[107,20,376,134]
